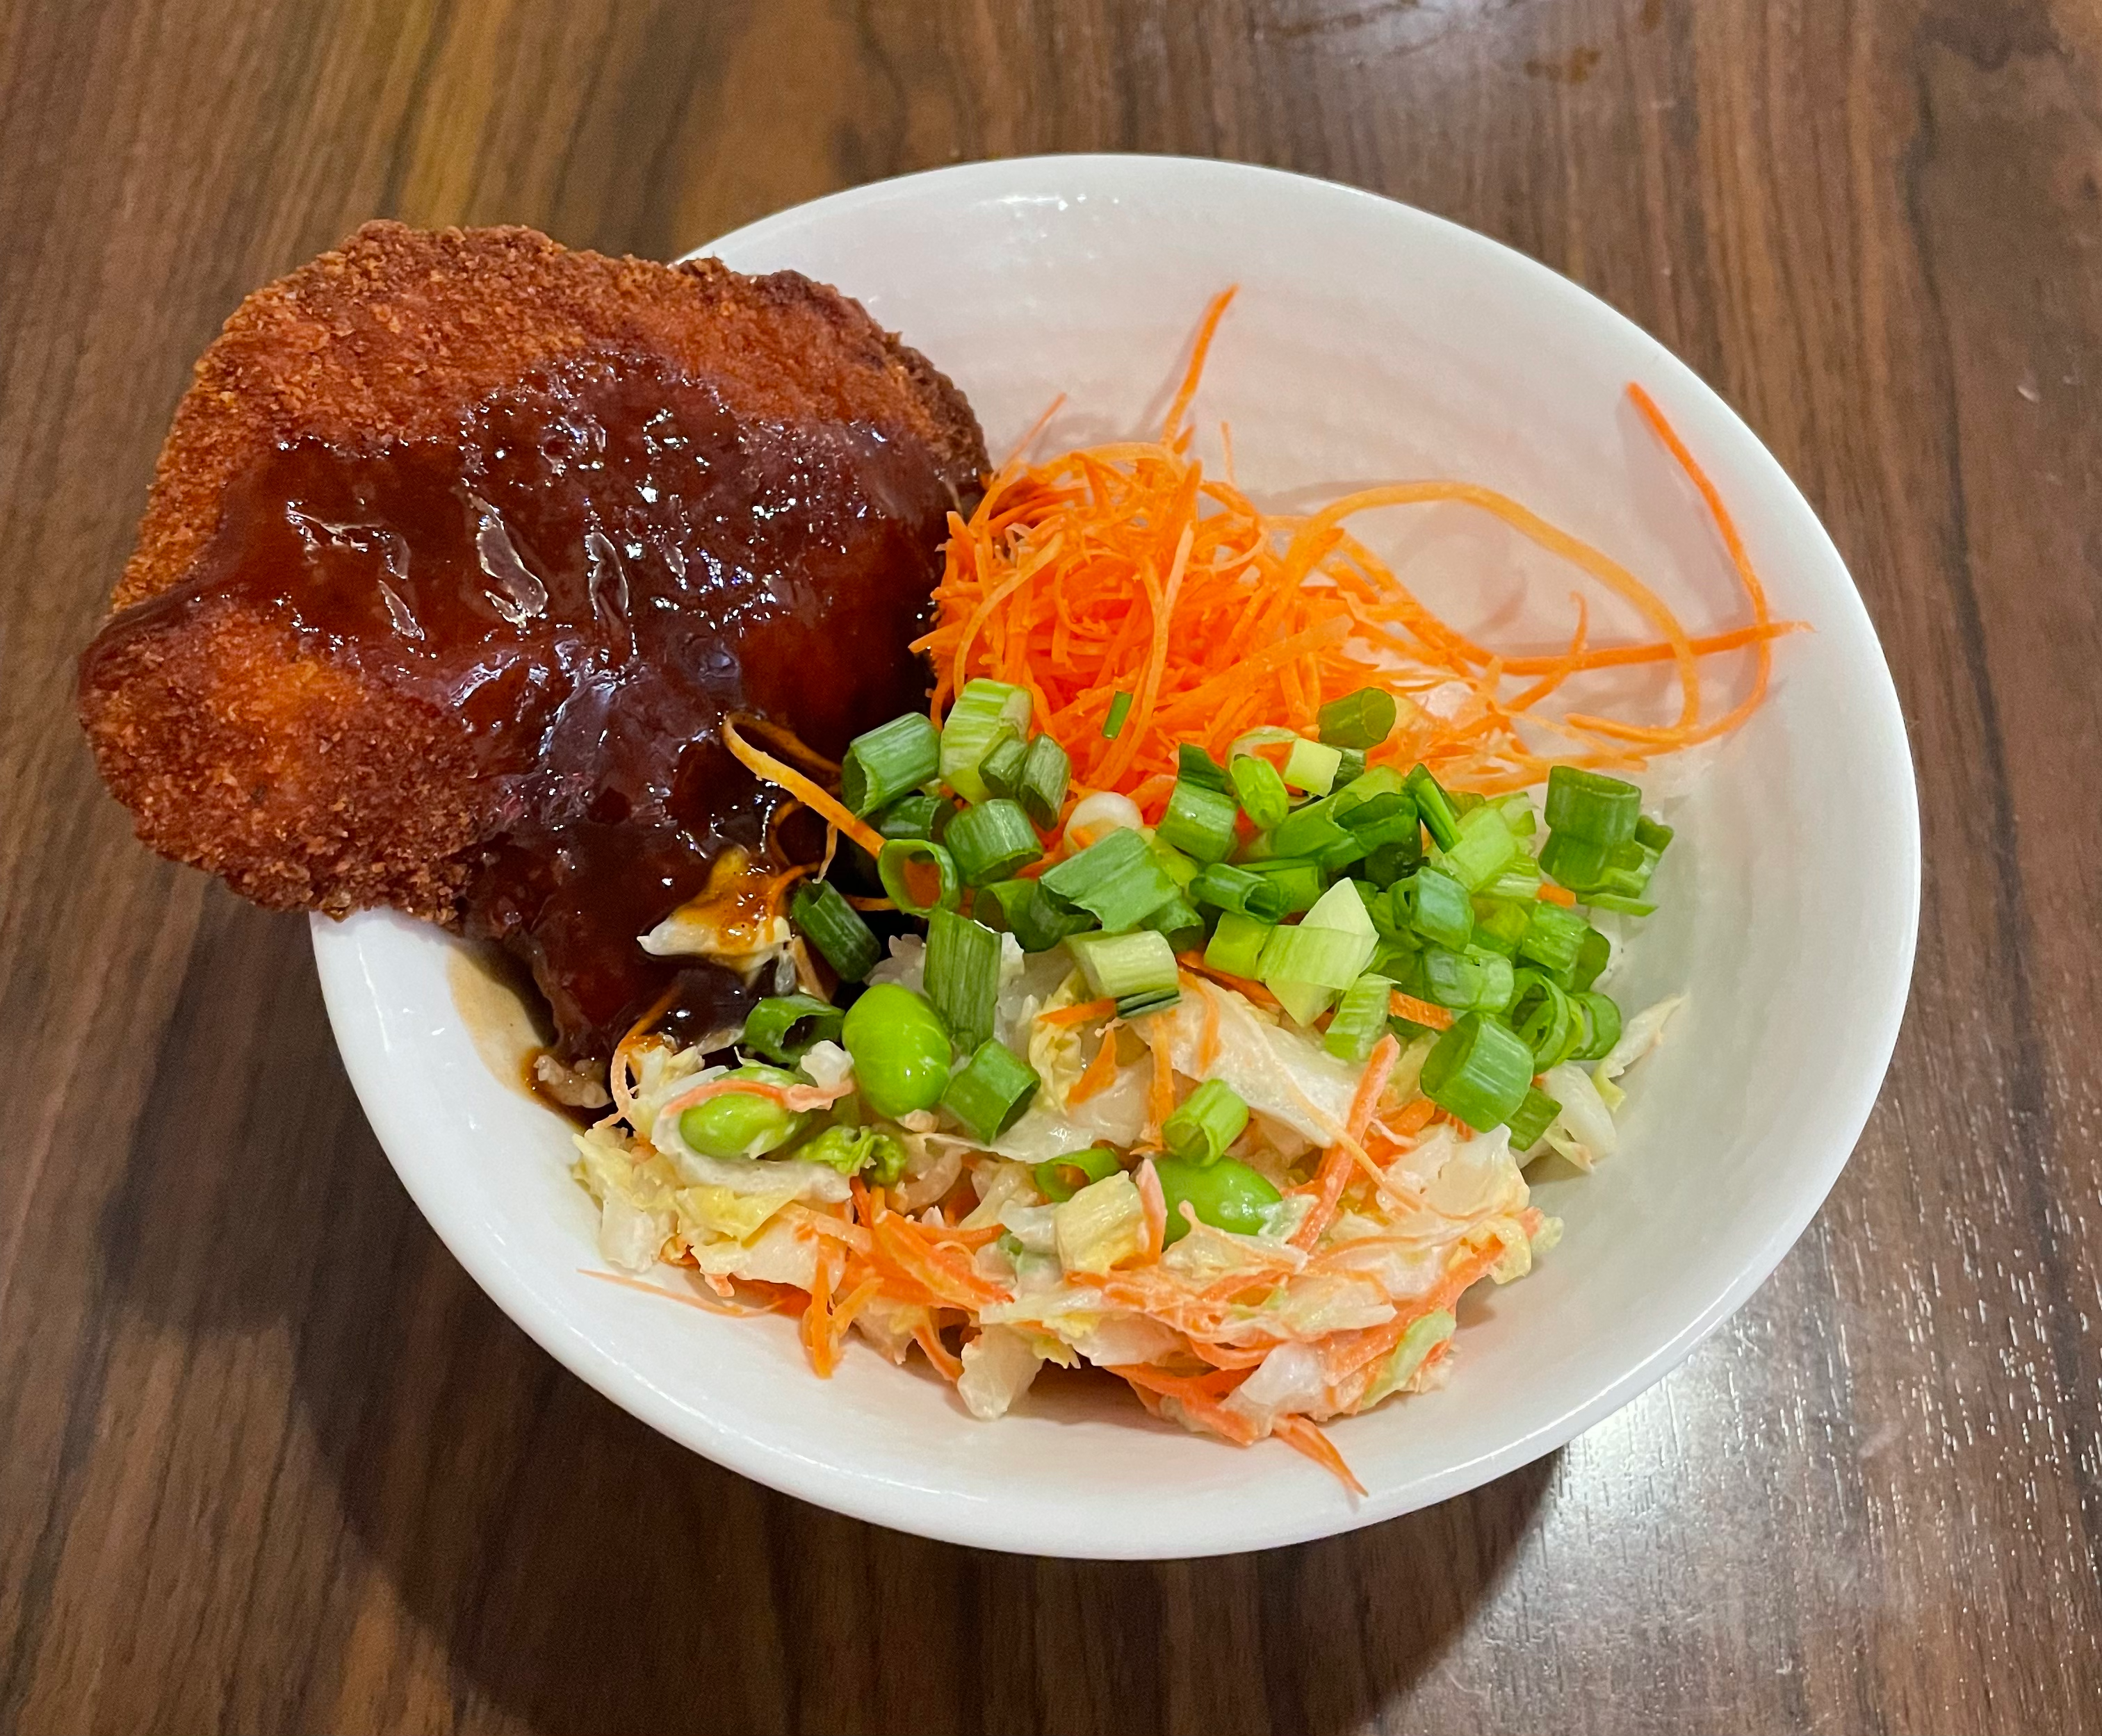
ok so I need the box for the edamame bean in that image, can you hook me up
[840,983,952,1119]
[1151,1154,1282,1243]
[678,1064,807,1159]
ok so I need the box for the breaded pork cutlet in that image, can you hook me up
[79,221,986,1056]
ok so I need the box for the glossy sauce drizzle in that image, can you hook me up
[88,351,954,1058]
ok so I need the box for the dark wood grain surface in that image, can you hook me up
[3,1,2099,1730]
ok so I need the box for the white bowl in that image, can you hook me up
[313,156,1918,1558]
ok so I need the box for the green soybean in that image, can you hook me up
[840,983,953,1119]
[678,1064,807,1159]
[1151,1154,1282,1243]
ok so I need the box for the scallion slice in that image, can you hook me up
[1162,1078,1250,1167]
[1517,901,1592,976]
[1190,862,1291,922]
[1205,911,1273,978]
[1228,753,1291,831]
[1545,765,1641,846]
[1271,798,1351,860]
[1016,733,1072,830]
[1420,944,1484,1011]
[1400,866,1473,951]
[1437,803,1520,891]
[1420,1013,1534,1131]
[1470,900,1531,958]
[1157,778,1240,862]
[1509,972,1581,1069]
[1538,829,1609,893]
[1282,736,1344,794]
[1067,928,1180,1006]
[1406,764,1461,851]
[924,907,1002,1051]
[1034,1145,1121,1203]
[1634,814,1675,853]
[1178,742,1229,790]
[1586,891,1657,917]
[877,837,961,915]
[1326,972,1396,1062]
[941,679,1032,803]
[1568,926,1611,992]
[941,1038,1041,1140]
[979,730,1028,802]
[741,994,845,1063]
[1575,990,1622,1061]
[790,881,881,982]
[944,798,1042,887]
[1102,691,1134,738]
[1246,858,1326,915]
[1478,857,1543,903]
[1506,1084,1561,1150]
[840,712,942,817]
[991,878,1095,952]
[1317,687,1399,750]
[1040,826,1178,933]
[1141,892,1206,951]
[875,792,952,843]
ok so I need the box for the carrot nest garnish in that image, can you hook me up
[915,288,1800,821]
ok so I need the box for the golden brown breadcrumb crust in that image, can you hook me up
[79,221,986,919]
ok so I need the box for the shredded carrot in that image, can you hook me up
[915,299,1794,813]
[1177,952,1282,1012]
[1389,992,1455,1031]
[801,1245,840,1377]
[1146,1024,1177,1143]
[1193,974,1223,1074]
[913,1318,965,1383]
[722,715,885,859]
[844,894,897,911]
[1066,1022,1124,1105]
[659,1074,855,1119]
[1038,996,1117,1029]
[1134,1156,1168,1259]
[1536,883,1577,908]
[1292,1033,1400,1250]
[580,1268,753,1316]
[1273,1414,1367,1496]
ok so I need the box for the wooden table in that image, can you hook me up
[4,1,2098,1730]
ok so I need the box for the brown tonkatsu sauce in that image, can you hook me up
[82,350,954,1059]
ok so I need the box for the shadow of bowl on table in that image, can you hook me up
[104,892,1556,1736]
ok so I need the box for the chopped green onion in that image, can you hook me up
[1228,754,1291,830]
[1473,949,1517,1013]
[1568,926,1611,992]
[877,837,961,915]
[1333,748,1367,787]
[1364,837,1425,885]
[1373,936,1424,992]
[1150,835,1200,890]
[1518,901,1592,976]
[1177,742,1228,790]
[1400,866,1473,950]
[1346,807,1421,860]
[1245,858,1326,915]
[941,679,1032,803]
[1282,736,1344,794]
[1162,1079,1250,1167]
[924,908,1002,1051]
[1157,778,1240,862]
[1545,765,1642,846]
[1016,734,1072,830]
[840,712,942,817]
[790,881,880,981]
[1040,826,1178,933]
[1205,911,1274,978]
[1067,928,1180,1006]
[1326,972,1396,1062]
[1259,922,1376,994]
[742,994,844,1063]
[1141,892,1205,951]
[1478,857,1543,903]
[1438,803,1520,891]
[1034,1146,1121,1203]
[1538,829,1610,892]
[875,792,952,842]
[1421,1013,1535,1131]
[1271,798,1351,860]
[1635,814,1675,853]
[944,798,1042,887]
[1575,990,1623,1061]
[1420,945,1484,1011]
[1469,900,1531,958]
[1102,691,1134,738]
[975,877,1034,933]
[1190,862,1291,922]
[1506,1084,1561,1150]
[990,878,1095,952]
[979,730,1028,801]
[1317,687,1399,750]
[1494,793,1539,838]
[941,1038,1041,1140]
[1509,972,1581,1069]
[1406,764,1461,850]
[1586,892,1657,917]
